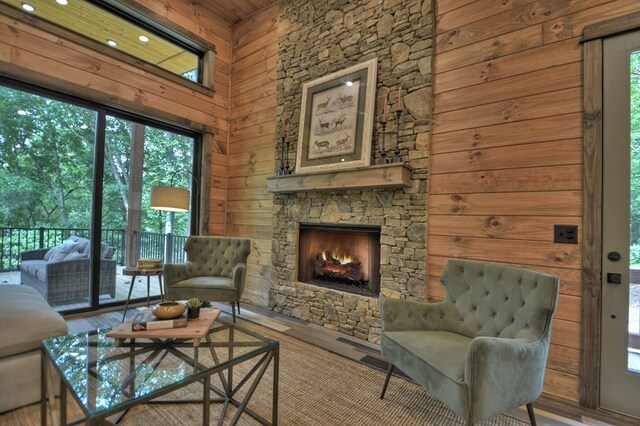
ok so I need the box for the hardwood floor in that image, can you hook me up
[61,301,640,426]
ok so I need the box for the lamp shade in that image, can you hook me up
[150,185,190,212]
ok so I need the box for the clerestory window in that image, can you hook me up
[1,0,210,85]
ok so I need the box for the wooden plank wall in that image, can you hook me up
[226,4,278,306]
[431,0,640,402]
[0,0,232,234]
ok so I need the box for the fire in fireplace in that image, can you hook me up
[298,224,380,296]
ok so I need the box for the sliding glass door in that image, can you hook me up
[100,115,194,307]
[0,79,199,313]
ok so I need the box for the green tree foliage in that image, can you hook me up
[0,85,193,236]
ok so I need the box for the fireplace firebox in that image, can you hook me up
[298,223,381,297]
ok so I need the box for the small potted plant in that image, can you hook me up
[185,297,204,320]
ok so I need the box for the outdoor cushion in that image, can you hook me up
[73,237,91,256]
[49,242,79,263]
[63,251,87,261]
[171,276,235,290]
[0,285,67,358]
[24,260,46,278]
[44,239,77,261]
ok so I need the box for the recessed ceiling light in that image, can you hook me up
[138,35,149,43]
[106,39,118,47]
[21,3,35,12]
[56,0,68,5]
[345,81,353,87]
[80,124,88,129]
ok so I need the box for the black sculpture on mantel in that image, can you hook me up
[376,95,404,165]
[277,123,291,176]
[392,108,402,163]
[376,120,388,165]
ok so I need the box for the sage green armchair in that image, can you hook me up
[380,259,559,425]
[164,236,251,322]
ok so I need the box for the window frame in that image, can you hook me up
[0,0,216,95]
[0,75,203,315]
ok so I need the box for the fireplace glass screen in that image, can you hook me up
[298,224,380,296]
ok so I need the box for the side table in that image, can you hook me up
[121,267,164,322]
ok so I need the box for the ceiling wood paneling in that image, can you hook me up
[201,0,276,23]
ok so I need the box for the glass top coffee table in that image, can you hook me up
[40,312,279,425]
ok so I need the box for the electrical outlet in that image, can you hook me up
[554,225,578,244]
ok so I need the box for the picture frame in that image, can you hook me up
[295,58,378,174]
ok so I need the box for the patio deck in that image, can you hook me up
[0,265,163,310]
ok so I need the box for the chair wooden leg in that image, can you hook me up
[526,402,537,426]
[466,420,473,426]
[231,302,236,322]
[237,301,241,315]
[380,363,394,399]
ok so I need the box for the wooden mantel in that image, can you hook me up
[267,163,413,193]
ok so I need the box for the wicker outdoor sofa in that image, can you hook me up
[20,236,117,306]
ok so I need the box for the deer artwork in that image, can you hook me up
[318,117,331,132]
[315,95,332,114]
[335,132,350,149]
[333,115,347,129]
[337,94,354,106]
[314,139,330,150]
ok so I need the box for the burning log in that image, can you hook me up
[313,251,362,282]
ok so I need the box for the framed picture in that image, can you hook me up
[295,58,378,173]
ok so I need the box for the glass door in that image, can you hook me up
[601,30,640,419]
[0,84,97,310]
[100,115,194,307]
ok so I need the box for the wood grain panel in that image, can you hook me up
[435,25,543,73]
[580,37,603,409]
[435,38,580,94]
[543,0,640,44]
[225,4,278,308]
[428,215,581,241]
[437,0,539,34]
[435,62,581,113]
[428,235,581,269]
[431,113,582,154]
[430,140,581,174]
[436,0,610,53]
[543,369,579,402]
[429,191,582,216]
[433,88,582,134]
[430,165,582,194]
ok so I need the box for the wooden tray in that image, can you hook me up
[107,308,220,346]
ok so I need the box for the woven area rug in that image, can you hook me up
[1,322,526,426]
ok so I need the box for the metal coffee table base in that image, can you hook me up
[41,324,279,426]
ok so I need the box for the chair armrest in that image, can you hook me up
[164,263,194,287]
[231,263,248,299]
[380,297,460,332]
[21,248,49,261]
[465,336,548,419]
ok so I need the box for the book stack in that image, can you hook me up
[137,258,163,269]
[131,311,187,331]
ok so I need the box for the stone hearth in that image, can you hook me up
[270,185,426,343]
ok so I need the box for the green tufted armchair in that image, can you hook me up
[380,259,560,426]
[164,236,251,322]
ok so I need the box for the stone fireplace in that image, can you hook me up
[270,184,426,343]
[298,223,381,297]
[271,0,433,343]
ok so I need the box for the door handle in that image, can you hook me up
[607,273,622,284]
